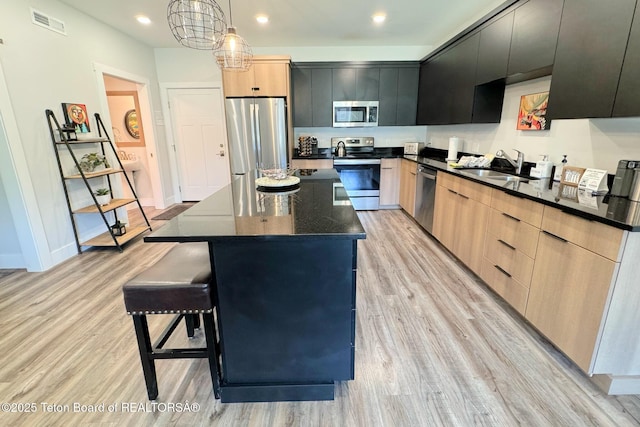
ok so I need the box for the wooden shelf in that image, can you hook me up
[73,198,137,214]
[81,225,150,248]
[56,138,110,144]
[65,168,123,179]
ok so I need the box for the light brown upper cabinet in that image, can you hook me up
[222,56,290,97]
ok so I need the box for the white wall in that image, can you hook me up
[425,76,640,174]
[0,165,23,268]
[0,1,169,268]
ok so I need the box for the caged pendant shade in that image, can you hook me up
[214,0,253,72]
[214,27,253,71]
[167,0,227,50]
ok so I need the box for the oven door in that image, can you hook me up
[333,159,380,210]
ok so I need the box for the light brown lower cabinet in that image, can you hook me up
[399,159,417,216]
[525,230,617,373]
[379,158,401,207]
[433,173,490,274]
[290,159,333,170]
[434,177,640,392]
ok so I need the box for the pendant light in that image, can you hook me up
[167,0,227,50]
[214,0,253,72]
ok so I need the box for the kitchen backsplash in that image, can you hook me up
[294,126,427,149]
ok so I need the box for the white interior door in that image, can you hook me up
[168,88,230,201]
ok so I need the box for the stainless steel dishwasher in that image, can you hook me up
[415,163,438,234]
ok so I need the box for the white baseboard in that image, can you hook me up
[592,374,640,395]
[50,241,80,267]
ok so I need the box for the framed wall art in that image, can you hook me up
[62,103,91,133]
[124,109,139,139]
[517,91,550,131]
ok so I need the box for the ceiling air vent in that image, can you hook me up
[31,8,67,36]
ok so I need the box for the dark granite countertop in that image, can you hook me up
[145,169,366,243]
[404,155,640,231]
[292,147,405,159]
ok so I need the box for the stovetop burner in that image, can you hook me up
[331,136,375,158]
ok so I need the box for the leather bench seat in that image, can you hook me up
[123,243,212,314]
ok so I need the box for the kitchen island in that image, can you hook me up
[145,169,365,403]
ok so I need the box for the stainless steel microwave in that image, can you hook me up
[333,101,379,127]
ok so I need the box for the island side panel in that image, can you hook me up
[212,238,357,387]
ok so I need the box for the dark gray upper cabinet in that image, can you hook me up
[292,62,417,127]
[311,68,333,127]
[417,55,447,125]
[396,67,419,126]
[547,0,637,119]
[613,3,640,117]
[291,66,332,127]
[417,34,480,125]
[379,68,399,126]
[332,68,380,101]
[332,68,356,101]
[476,11,514,85]
[447,34,481,124]
[291,66,312,127]
[379,66,419,126]
[507,0,564,76]
[356,68,380,101]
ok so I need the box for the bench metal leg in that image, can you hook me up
[132,315,158,400]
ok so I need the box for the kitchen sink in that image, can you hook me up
[487,175,529,183]
[460,169,513,178]
[460,169,530,183]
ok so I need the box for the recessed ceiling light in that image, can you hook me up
[256,15,269,24]
[372,14,386,24]
[136,15,151,25]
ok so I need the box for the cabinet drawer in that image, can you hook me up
[487,208,540,258]
[491,189,543,227]
[541,206,625,261]
[290,159,333,169]
[480,257,530,315]
[438,173,491,205]
[484,235,535,287]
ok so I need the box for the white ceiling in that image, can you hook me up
[58,0,508,53]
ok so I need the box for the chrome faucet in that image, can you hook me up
[496,149,524,174]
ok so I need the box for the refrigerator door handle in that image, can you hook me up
[253,102,261,166]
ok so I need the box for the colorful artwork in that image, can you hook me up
[62,103,91,133]
[517,92,549,131]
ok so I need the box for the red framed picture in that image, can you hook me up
[517,92,549,130]
[62,103,91,133]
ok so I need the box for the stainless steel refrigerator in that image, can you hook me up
[225,97,288,175]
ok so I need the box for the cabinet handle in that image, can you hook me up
[542,230,568,243]
[498,239,516,250]
[447,189,458,195]
[494,265,512,278]
[501,212,521,222]
[381,167,393,170]
[458,193,469,200]
[252,87,260,91]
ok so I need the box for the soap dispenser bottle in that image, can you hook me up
[554,155,567,181]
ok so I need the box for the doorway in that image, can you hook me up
[93,63,164,209]
[166,87,230,201]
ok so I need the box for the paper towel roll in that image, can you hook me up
[447,137,462,161]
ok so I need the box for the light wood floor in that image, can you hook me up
[1,208,639,426]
